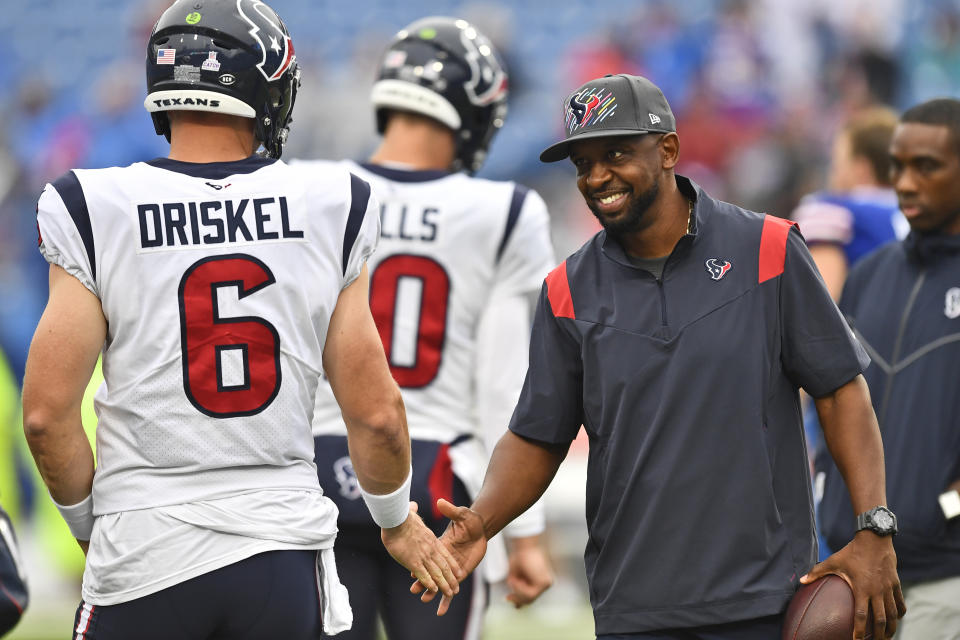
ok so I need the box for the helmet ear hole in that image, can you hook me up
[370,16,509,174]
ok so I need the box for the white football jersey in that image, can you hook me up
[36,156,380,516]
[309,161,554,442]
[306,161,554,546]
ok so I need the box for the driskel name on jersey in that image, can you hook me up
[136,196,304,252]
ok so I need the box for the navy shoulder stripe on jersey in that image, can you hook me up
[496,184,529,263]
[343,173,372,275]
[145,155,276,179]
[51,170,96,281]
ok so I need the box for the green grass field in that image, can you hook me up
[484,601,595,640]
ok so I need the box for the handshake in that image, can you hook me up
[379,498,552,616]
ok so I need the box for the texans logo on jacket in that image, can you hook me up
[705,258,732,281]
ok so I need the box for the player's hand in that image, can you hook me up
[381,501,461,600]
[411,498,488,616]
[505,535,553,608]
[800,531,905,640]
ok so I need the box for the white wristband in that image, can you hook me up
[360,468,412,529]
[51,493,94,541]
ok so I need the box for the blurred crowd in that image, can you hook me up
[1,0,959,593]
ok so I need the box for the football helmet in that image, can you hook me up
[144,0,300,158]
[371,17,509,173]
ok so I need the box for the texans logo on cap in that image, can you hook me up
[565,87,617,133]
[569,94,599,126]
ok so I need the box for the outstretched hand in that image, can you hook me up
[800,532,905,640]
[381,501,462,600]
[411,498,488,616]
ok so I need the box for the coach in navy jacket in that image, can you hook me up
[820,98,960,639]
[421,74,905,640]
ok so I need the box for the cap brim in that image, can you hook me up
[539,128,666,163]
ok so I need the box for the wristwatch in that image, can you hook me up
[856,505,898,536]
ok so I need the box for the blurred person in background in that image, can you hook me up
[21,1,461,638]
[791,107,906,301]
[819,98,960,639]
[304,16,555,640]
[423,73,905,640]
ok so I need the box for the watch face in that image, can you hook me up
[874,511,894,529]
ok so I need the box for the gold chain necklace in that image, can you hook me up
[686,198,694,234]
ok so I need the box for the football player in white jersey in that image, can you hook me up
[21,2,461,639]
[303,17,557,640]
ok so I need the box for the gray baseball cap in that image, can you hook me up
[540,74,676,163]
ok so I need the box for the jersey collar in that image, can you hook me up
[358,162,452,182]
[905,228,960,264]
[145,155,277,179]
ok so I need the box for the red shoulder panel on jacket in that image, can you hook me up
[545,261,576,319]
[758,215,797,284]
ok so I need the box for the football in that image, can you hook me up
[781,575,872,640]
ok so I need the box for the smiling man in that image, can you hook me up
[423,74,907,640]
[819,98,960,639]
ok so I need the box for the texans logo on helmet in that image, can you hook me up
[460,27,507,107]
[237,0,295,82]
[705,258,732,280]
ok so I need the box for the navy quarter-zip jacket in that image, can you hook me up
[820,231,960,585]
[509,176,869,634]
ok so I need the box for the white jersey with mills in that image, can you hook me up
[306,160,555,540]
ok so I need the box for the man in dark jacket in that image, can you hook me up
[419,73,906,640]
[820,98,960,639]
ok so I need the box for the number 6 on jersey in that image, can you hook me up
[178,253,281,417]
